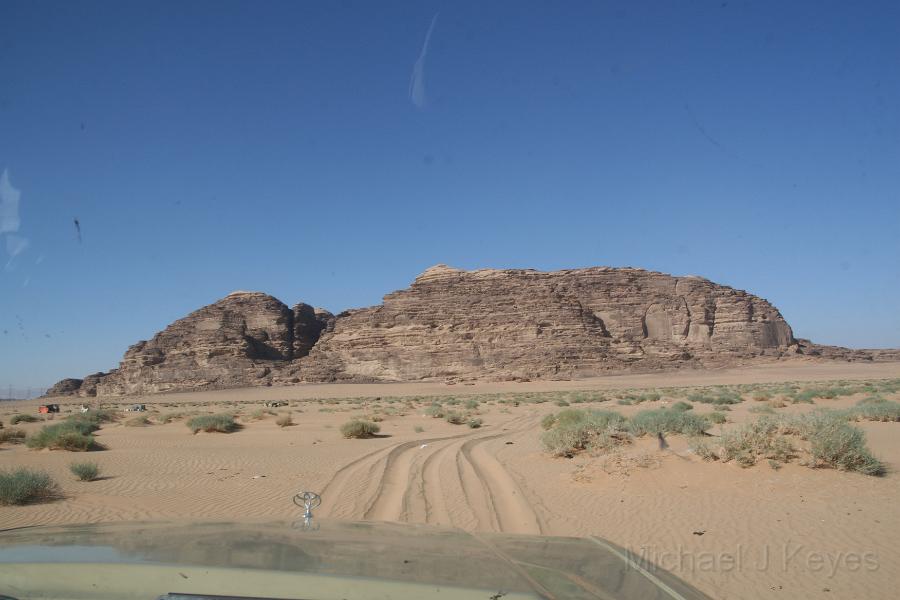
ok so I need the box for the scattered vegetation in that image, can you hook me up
[186,413,239,434]
[69,461,101,481]
[424,404,445,418]
[0,468,58,505]
[340,419,381,439]
[0,428,26,444]
[444,411,466,425]
[414,425,425,433]
[628,409,710,437]
[275,414,294,427]
[671,401,693,412]
[26,418,102,451]
[706,411,728,424]
[690,411,886,476]
[468,418,483,429]
[125,415,151,427]
[541,409,630,457]
[10,414,39,424]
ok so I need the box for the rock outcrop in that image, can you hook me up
[298,265,796,382]
[91,291,333,396]
[46,264,896,397]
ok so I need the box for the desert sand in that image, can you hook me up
[2,361,900,600]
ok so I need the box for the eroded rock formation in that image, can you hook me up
[298,265,796,382]
[47,265,894,397]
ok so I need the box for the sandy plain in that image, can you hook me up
[2,361,899,600]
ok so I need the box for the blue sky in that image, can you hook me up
[1,1,898,391]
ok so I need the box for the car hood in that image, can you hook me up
[0,520,711,600]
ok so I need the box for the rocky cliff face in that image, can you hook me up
[50,264,891,397]
[90,292,333,396]
[298,265,796,382]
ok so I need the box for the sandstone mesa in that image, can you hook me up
[46,265,898,397]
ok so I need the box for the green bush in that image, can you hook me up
[468,418,483,429]
[849,398,900,422]
[424,404,445,419]
[186,413,238,434]
[69,461,100,481]
[719,418,793,467]
[340,419,380,439]
[10,414,39,424]
[706,411,727,424]
[628,409,709,437]
[541,413,558,430]
[0,429,26,444]
[464,399,480,410]
[797,413,884,476]
[671,401,693,412]
[0,468,58,505]
[26,420,100,451]
[541,409,629,457]
[444,411,466,425]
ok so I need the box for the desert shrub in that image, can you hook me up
[719,418,793,467]
[849,398,900,422]
[444,411,466,425]
[340,419,380,439]
[186,413,238,434]
[125,416,151,427]
[640,392,662,403]
[69,461,100,481]
[541,409,629,457]
[794,413,884,475]
[555,399,570,407]
[628,409,709,437]
[0,429,26,444]
[26,420,100,451]
[752,392,771,402]
[11,414,39,424]
[689,437,719,461]
[706,411,727,424]
[468,418,483,429]
[749,405,776,415]
[414,425,424,433]
[671,401,693,412]
[0,468,58,505]
[541,413,558,430]
[424,404,444,419]
[464,399,480,410]
[250,408,266,420]
[275,414,294,427]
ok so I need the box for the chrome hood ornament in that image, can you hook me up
[292,491,322,530]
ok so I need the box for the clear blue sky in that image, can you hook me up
[1,1,898,391]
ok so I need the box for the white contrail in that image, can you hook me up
[409,13,439,109]
[0,168,21,234]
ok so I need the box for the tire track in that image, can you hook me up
[320,411,546,535]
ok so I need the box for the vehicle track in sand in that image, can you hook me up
[319,413,546,534]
